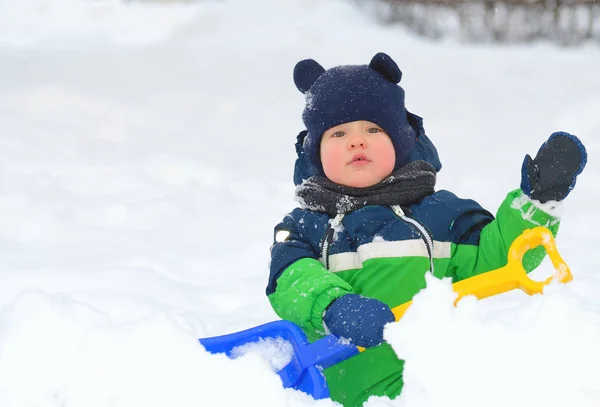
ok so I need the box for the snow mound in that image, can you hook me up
[0,289,300,406]
[385,273,600,407]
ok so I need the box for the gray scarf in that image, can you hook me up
[295,160,437,217]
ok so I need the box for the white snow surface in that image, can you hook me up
[1,0,600,406]
[231,337,294,372]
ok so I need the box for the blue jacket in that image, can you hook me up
[267,187,559,342]
[268,190,495,297]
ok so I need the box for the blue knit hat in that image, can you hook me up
[293,52,441,186]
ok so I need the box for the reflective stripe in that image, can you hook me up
[328,252,362,272]
[433,241,451,258]
[275,230,291,243]
[328,240,452,273]
[359,239,424,260]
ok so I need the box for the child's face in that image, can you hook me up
[320,120,395,188]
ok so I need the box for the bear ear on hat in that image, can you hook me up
[369,52,402,84]
[294,59,326,94]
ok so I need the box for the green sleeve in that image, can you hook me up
[268,258,353,340]
[447,189,561,282]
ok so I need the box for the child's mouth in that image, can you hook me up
[349,154,371,166]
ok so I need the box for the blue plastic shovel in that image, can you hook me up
[199,319,359,399]
[199,227,572,400]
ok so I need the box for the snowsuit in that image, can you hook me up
[267,188,559,406]
[268,52,579,407]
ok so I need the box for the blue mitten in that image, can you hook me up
[520,132,587,203]
[323,294,395,348]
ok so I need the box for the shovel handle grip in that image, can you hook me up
[452,226,572,303]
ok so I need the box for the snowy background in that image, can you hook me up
[0,0,599,406]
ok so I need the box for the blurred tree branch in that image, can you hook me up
[358,0,599,45]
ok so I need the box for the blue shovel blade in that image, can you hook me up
[199,320,359,399]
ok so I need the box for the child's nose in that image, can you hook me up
[348,133,367,149]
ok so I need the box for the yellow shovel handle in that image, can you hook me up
[390,226,572,321]
[356,227,571,352]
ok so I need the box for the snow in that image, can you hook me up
[231,337,294,372]
[384,274,600,407]
[0,289,289,407]
[0,0,599,406]
[0,0,200,46]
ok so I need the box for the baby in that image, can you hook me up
[266,52,587,407]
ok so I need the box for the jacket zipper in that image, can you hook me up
[391,205,435,275]
[321,213,345,270]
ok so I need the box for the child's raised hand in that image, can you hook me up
[323,294,395,348]
[520,132,587,203]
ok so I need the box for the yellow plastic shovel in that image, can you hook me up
[389,225,573,323]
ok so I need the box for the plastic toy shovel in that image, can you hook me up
[199,227,572,399]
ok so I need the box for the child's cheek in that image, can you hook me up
[321,144,344,179]
[374,140,396,173]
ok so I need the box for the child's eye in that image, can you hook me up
[367,127,382,134]
[331,131,346,138]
